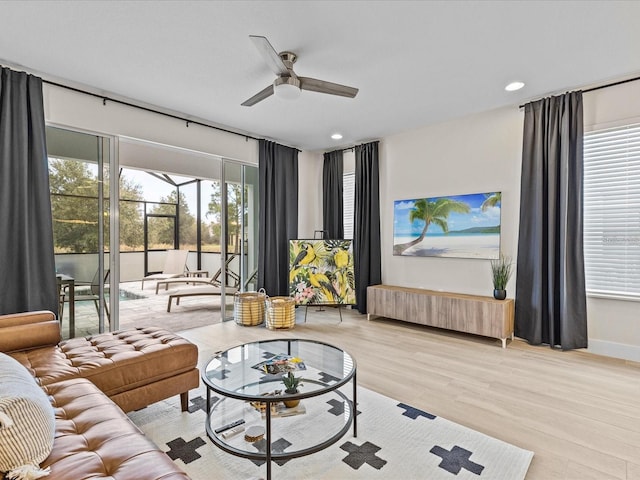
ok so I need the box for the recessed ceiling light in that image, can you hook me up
[505,81,525,92]
[331,133,343,140]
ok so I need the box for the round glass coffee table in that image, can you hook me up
[202,339,357,480]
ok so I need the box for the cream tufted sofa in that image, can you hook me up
[0,310,198,479]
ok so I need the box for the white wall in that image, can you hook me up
[42,84,258,164]
[299,108,522,296]
[297,107,523,296]
[381,106,523,296]
[297,150,324,238]
[298,149,356,239]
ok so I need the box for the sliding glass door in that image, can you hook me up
[221,161,259,320]
[47,127,259,332]
[47,126,112,338]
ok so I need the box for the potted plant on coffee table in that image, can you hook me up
[490,254,513,300]
[281,371,303,408]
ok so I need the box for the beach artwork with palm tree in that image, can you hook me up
[289,239,356,305]
[393,192,501,259]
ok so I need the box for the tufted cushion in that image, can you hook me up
[9,327,198,396]
[0,353,55,476]
[40,379,189,479]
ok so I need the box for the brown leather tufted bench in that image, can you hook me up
[11,326,199,413]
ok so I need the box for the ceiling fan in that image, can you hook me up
[241,35,359,107]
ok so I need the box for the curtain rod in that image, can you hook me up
[40,78,260,142]
[340,139,380,153]
[327,140,380,154]
[323,146,354,155]
[519,75,640,109]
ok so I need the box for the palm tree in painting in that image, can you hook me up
[480,192,501,211]
[394,197,470,255]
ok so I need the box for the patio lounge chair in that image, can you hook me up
[166,261,242,312]
[154,254,239,294]
[166,284,240,312]
[141,249,189,289]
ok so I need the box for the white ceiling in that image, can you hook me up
[1,1,639,152]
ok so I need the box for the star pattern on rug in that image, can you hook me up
[209,368,231,380]
[187,395,212,414]
[318,371,341,384]
[430,445,485,475]
[250,437,293,466]
[326,398,345,416]
[166,436,206,464]
[397,403,436,420]
[134,385,531,479]
[326,398,361,417]
[340,440,387,470]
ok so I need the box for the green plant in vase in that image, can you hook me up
[490,254,513,300]
[281,371,303,408]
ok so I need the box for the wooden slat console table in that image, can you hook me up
[366,285,514,348]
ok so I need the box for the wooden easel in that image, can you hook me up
[304,303,343,323]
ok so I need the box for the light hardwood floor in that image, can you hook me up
[179,307,640,480]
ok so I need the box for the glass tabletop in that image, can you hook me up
[202,339,356,401]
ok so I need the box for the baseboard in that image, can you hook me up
[588,339,640,363]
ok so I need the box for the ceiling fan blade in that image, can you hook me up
[299,77,359,98]
[241,84,274,106]
[249,35,289,76]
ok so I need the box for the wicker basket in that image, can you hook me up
[233,290,266,326]
[265,296,296,330]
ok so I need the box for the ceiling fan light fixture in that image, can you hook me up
[274,77,301,100]
[242,36,358,106]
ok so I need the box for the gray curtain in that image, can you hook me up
[515,91,588,350]
[258,139,298,296]
[0,67,58,315]
[354,141,381,314]
[322,150,344,239]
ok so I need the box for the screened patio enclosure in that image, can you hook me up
[47,127,258,338]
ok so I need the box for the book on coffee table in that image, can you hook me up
[252,354,307,374]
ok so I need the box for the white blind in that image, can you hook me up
[343,172,355,239]
[583,123,640,299]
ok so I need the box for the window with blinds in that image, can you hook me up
[583,123,640,299]
[343,172,355,239]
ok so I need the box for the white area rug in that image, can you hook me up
[129,385,533,479]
